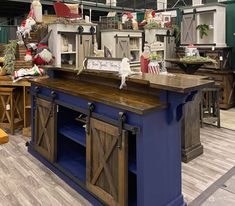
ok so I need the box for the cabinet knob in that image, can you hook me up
[34,86,40,94]
[51,91,57,99]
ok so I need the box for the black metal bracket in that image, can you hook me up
[34,86,40,97]
[193,8,196,20]
[51,91,57,101]
[90,26,95,45]
[86,102,95,135]
[117,112,126,149]
[78,26,84,45]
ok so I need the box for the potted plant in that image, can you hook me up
[196,24,209,39]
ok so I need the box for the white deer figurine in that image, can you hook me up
[17,17,36,44]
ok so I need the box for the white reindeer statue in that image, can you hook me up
[16,17,36,45]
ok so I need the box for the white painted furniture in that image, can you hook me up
[101,30,142,64]
[145,28,175,61]
[48,22,96,69]
[181,4,226,47]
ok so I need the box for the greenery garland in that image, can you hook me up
[3,40,18,74]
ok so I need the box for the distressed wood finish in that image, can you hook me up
[77,35,96,68]
[181,92,203,162]
[34,98,56,162]
[86,118,128,206]
[0,76,31,130]
[181,14,196,45]
[0,87,23,134]
[116,37,130,59]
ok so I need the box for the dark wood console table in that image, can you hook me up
[28,68,213,206]
[165,58,212,74]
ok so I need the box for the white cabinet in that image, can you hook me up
[101,30,142,64]
[181,4,226,47]
[48,23,96,69]
[145,28,175,61]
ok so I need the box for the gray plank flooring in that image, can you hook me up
[0,133,92,206]
[1,124,235,205]
[220,108,235,130]
[182,126,235,204]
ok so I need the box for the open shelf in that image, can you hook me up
[128,159,137,175]
[128,172,137,206]
[58,122,86,147]
[128,133,137,174]
[57,134,86,183]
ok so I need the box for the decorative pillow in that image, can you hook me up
[65,4,78,14]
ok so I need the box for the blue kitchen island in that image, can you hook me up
[28,68,213,206]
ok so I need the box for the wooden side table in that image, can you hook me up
[0,87,23,134]
[0,76,31,135]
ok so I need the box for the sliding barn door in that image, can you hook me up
[77,35,96,67]
[34,98,56,162]
[181,14,196,45]
[86,118,128,206]
[116,37,130,59]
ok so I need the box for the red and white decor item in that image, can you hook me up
[13,64,44,82]
[148,60,160,74]
[33,31,54,65]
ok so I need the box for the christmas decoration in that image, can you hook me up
[13,64,44,82]
[32,0,42,23]
[16,10,36,44]
[24,49,33,62]
[33,30,54,65]
[3,40,18,74]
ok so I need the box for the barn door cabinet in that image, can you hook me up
[101,30,142,65]
[48,23,96,69]
[33,97,56,162]
[29,68,213,206]
[180,4,226,46]
[144,28,176,61]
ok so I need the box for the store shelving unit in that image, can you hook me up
[180,3,226,46]
[48,23,97,69]
[101,30,142,65]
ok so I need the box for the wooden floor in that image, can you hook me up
[0,132,92,206]
[182,126,235,204]
[220,108,235,130]
[1,118,235,205]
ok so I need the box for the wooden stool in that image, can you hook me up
[201,85,221,128]
[0,87,23,134]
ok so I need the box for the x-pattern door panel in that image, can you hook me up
[34,98,56,162]
[86,118,128,206]
[181,14,196,45]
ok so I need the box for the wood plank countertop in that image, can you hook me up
[30,78,167,115]
[43,67,214,93]
[129,73,214,93]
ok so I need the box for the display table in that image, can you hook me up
[167,67,235,109]
[28,68,213,206]
[165,58,213,74]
